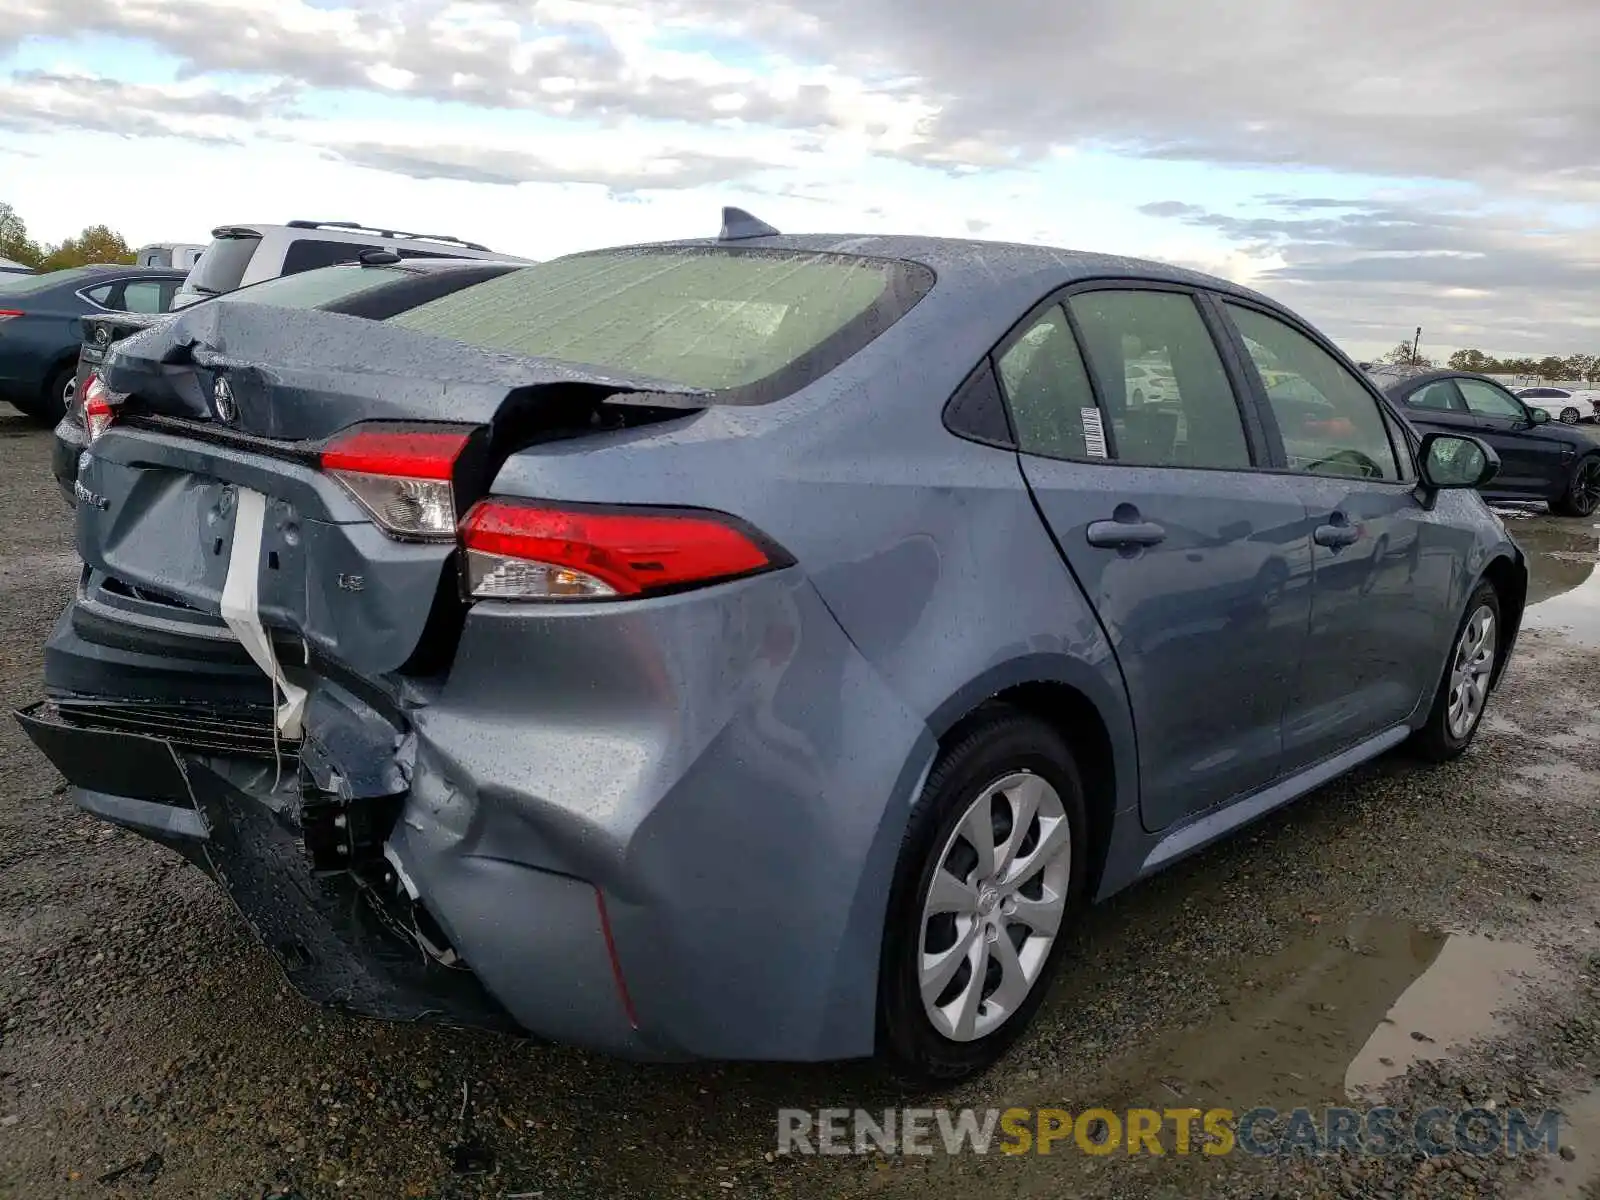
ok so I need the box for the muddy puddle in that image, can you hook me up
[1518,518,1600,645]
[857,915,1558,1198]
[1047,915,1549,1114]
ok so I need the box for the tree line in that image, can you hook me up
[1365,342,1600,384]
[0,201,138,272]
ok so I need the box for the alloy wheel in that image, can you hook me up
[1446,605,1496,741]
[1572,458,1600,516]
[918,771,1071,1042]
[1561,408,1581,424]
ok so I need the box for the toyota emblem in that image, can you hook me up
[213,376,236,422]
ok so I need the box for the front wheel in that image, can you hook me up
[879,708,1086,1082]
[1555,453,1600,518]
[1408,581,1500,762]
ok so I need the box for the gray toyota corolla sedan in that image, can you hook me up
[18,211,1526,1080]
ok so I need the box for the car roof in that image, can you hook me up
[639,231,1283,308]
[1373,368,1504,396]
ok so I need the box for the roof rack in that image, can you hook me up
[284,220,491,252]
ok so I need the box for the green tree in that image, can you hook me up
[37,224,136,271]
[1536,355,1567,380]
[1448,348,1492,373]
[0,201,43,268]
[1378,340,1433,370]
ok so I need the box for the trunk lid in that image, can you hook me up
[81,304,705,678]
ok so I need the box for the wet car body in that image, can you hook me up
[53,258,523,504]
[20,228,1528,1069]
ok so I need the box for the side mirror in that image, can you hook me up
[1418,432,1500,495]
[1527,407,1551,425]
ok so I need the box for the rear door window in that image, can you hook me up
[386,248,933,402]
[995,306,1098,459]
[1407,381,1464,411]
[1066,289,1252,469]
[281,239,380,276]
[1225,303,1400,481]
[119,279,167,314]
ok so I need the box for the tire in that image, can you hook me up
[879,706,1086,1083]
[1408,580,1501,763]
[1555,453,1600,518]
[1560,408,1581,425]
[39,365,76,425]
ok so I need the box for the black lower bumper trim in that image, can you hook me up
[14,700,521,1035]
[16,700,193,806]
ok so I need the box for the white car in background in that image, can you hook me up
[1516,386,1600,425]
[1125,360,1177,406]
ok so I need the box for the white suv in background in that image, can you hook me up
[173,220,526,307]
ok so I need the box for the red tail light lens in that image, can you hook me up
[459,498,786,601]
[0,309,23,322]
[82,374,115,443]
[321,424,472,541]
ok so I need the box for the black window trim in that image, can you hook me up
[1399,376,1469,415]
[74,273,186,313]
[1209,292,1419,486]
[972,276,1273,472]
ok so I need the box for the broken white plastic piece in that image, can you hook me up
[220,486,307,739]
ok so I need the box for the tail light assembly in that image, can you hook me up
[82,374,116,444]
[321,425,473,541]
[459,498,788,601]
[320,421,792,601]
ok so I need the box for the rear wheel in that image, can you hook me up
[39,365,76,425]
[1409,581,1500,762]
[1555,454,1600,518]
[879,708,1085,1082]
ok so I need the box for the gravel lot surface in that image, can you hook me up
[2,412,1599,1199]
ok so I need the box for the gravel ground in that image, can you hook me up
[3,412,1600,1199]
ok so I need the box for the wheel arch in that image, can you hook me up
[924,657,1136,904]
[1481,552,1526,689]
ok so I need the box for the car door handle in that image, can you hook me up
[1086,519,1167,548]
[1313,520,1361,549]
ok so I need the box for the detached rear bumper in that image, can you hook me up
[15,698,526,1036]
[14,691,649,1056]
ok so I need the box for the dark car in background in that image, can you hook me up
[0,265,186,422]
[1378,369,1600,517]
[54,255,523,502]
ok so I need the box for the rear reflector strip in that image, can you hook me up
[594,887,639,1030]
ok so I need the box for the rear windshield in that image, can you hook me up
[0,267,104,295]
[214,264,410,310]
[184,233,262,296]
[385,247,934,401]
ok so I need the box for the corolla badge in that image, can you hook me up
[212,375,236,422]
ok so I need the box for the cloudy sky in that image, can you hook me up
[2,0,1598,359]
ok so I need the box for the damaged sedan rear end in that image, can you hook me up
[18,237,941,1062]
